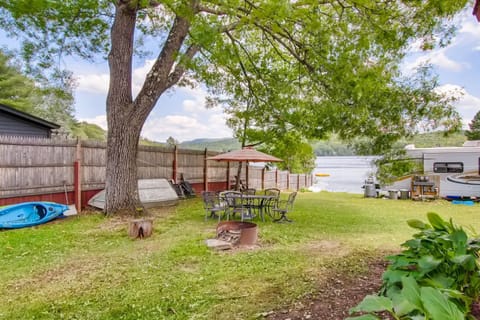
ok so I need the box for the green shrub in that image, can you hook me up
[348,212,480,319]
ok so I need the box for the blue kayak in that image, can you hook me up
[0,202,69,229]
[451,200,475,206]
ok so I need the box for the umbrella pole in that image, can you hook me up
[235,162,243,191]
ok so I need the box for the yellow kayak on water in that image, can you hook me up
[315,173,330,177]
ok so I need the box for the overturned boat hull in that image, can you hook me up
[88,179,179,210]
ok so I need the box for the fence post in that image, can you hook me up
[246,164,249,189]
[297,174,300,191]
[261,167,265,190]
[275,169,278,189]
[74,139,82,212]
[226,161,230,190]
[204,148,208,191]
[172,145,177,183]
[287,173,290,190]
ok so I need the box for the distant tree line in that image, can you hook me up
[0,49,108,140]
[465,111,480,141]
[165,130,470,156]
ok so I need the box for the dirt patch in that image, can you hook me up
[95,206,176,232]
[266,258,388,320]
[299,240,350,258]
[8,255,107,292]
[308,240,342,251]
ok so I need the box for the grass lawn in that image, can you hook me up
[1,191,479,319]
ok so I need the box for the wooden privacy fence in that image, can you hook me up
[0,136,313,210]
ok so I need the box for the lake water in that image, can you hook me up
[309,156,379,194]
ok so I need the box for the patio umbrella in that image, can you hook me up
[207,147,282,190]
[206,147,283,163]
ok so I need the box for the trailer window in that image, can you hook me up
[433,162,463,173]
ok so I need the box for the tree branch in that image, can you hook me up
[166,44,199,88]
[253,22,314,73]
[225,31,269,113]
[197,5,227,16]
[134,14,192,117]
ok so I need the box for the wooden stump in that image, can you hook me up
[128,218,153,239]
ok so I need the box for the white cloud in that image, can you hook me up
[78,112,232,142]
[458,17,480,39]
[74,59,232,142]
[434,83,465,99]
[142,114,231,142]
[459,18,480,51]
[429,51,467,72]
[79,115,108,130]
[76,74,109,94]
[456,93,480,128]
[182,99,199,111]
[132,59,155,95]
[178,85,206,98]
[404,49,467,73]
[436,84,480,128]
[75,59,156,96]
[403,9,480,74]
[177,85,229,119]
[179,86,208,114]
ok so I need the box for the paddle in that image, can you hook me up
[63,181,78,216]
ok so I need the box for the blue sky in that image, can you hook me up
[7,7,480,143]
[70,57,233,142]
[400,9,480,129]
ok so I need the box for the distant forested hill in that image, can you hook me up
[179,138,241,152]
[311,131,467,156]
[70,121,468,155]
[155,131,468,155]
[71,122,166,146]
[71,122,107,141]
[311,138,356,156]
[405,131,466,148]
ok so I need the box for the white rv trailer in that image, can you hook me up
[402,141,480,198]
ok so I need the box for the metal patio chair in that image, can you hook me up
[241,188,256,195]
[201,191,227,221]
[272,191,297,223]
[263,188,280,217]
[222,191,254,221]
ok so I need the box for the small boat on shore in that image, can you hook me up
[315,173,330,177]
[88,179,179,210]
[0,202,68,229]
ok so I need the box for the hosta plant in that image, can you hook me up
[348,212,480,319]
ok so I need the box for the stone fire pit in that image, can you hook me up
[206,221,258,250]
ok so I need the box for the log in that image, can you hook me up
[128,218,153,239]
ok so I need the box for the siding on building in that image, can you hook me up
[0,104,59,138]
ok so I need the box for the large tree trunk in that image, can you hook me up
[105,115,143,214]
[105,3,140,214]
[104,1,195,215]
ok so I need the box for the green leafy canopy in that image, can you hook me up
[0,1,469,151]
[0,0,470,212]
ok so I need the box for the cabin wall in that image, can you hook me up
[0,110,52,138]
